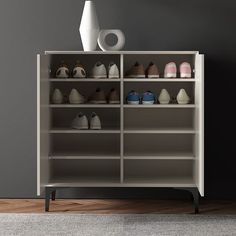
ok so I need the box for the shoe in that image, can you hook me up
[127,91,140,104]
[146,62,159,78]
[71,113,89,129]
[141,91,155,104]
[55,62,69,78]
[126,62,145,78]
[180,62,192,78]
[72,61,86,78]
[107,88,120,104]
[90,112,101,130]
[164,62,177,78]
[52,88,63,104]
[158,89,170,104]
[91,62,107,78]
[108,62,119,78]
[88,88,107,104]
[177,89,190,104]
[69,89,85,104]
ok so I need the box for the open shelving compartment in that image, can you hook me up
[37,51,204,212]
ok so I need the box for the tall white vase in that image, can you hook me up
[79,1,100,51]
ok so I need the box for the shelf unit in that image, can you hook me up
[37,51,204,212]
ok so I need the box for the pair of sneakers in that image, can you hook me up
[91,61,119,78]
[52,88,85,104]
[126,62,159,78]
[158,88,190,104]
[127,91,155,104]
[164,62,191,78]
[56,61,86,78]
[72,112,101,130]
[88,88,120,104]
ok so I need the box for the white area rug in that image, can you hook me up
[0,214,236,236]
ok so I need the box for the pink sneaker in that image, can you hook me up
[164,62,177,78]
[180,62,192,78]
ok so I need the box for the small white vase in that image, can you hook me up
[158,89,170,104]
[177,89,190,104]
[52,89,63,104]
[79,1,100,51]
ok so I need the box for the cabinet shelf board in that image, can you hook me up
[49,104,120,108]
[124,128,196,134]
[50,128,120,134]
[123,104,195,108]
[50,155,120,160]
[49,78,121,82]
[123,78,195,82]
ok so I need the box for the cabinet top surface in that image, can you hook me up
[44,51,200,55]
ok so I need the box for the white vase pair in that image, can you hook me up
[158,89,190,105]
[79,1,125,51]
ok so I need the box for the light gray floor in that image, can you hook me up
[0,214,236,236]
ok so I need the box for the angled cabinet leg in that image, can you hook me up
[174,187,200,214]
[188,188,199,214]
[45,187,51,212]
[51,190,56,201]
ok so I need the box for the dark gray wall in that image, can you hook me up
[0,0,236,198]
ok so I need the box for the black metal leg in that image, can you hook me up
[188,188,199,214]
[51,190,56,201]
[174,187,200,214]
[45,187,51,212]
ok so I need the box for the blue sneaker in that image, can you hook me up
[142,91,155,104]
[127,90,140,104]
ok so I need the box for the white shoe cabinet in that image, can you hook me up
[37,51,204,213]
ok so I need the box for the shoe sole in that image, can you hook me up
[164,73,177,78]
[72,126,89,130]
[180,73,191,78]
[108,101,120,104]
[127,101,140,105]
[108,76,119,78]
[89,100,107,104]
[91,76,107,78]
[90,126,101,130]
[159,101,170,104]
[177,101,189,104]
[127,75,145,78]
[142,101,155,105]
[69,101,85,104]
[147,75,160,78]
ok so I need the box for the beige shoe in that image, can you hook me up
[88,88,107,104]
[146,62,159,78]
[126,62,145,78]
[107,88,120,104]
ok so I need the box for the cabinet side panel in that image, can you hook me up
[194,54,204,196]
[37,54,50,195]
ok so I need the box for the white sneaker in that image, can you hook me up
[180,62,192,78]
[55,62,69,78]
[69,89,85,104]
[177,89,190,104]
[52,88,63,104]
[158,89,170,104]
[108,62,119,78]
[164,62,177,78]
[71,113,89,129]
[90,112,101,130]
[72,61,86,78]
[91,62,107,78]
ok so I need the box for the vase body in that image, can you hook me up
[79,1,100,51]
